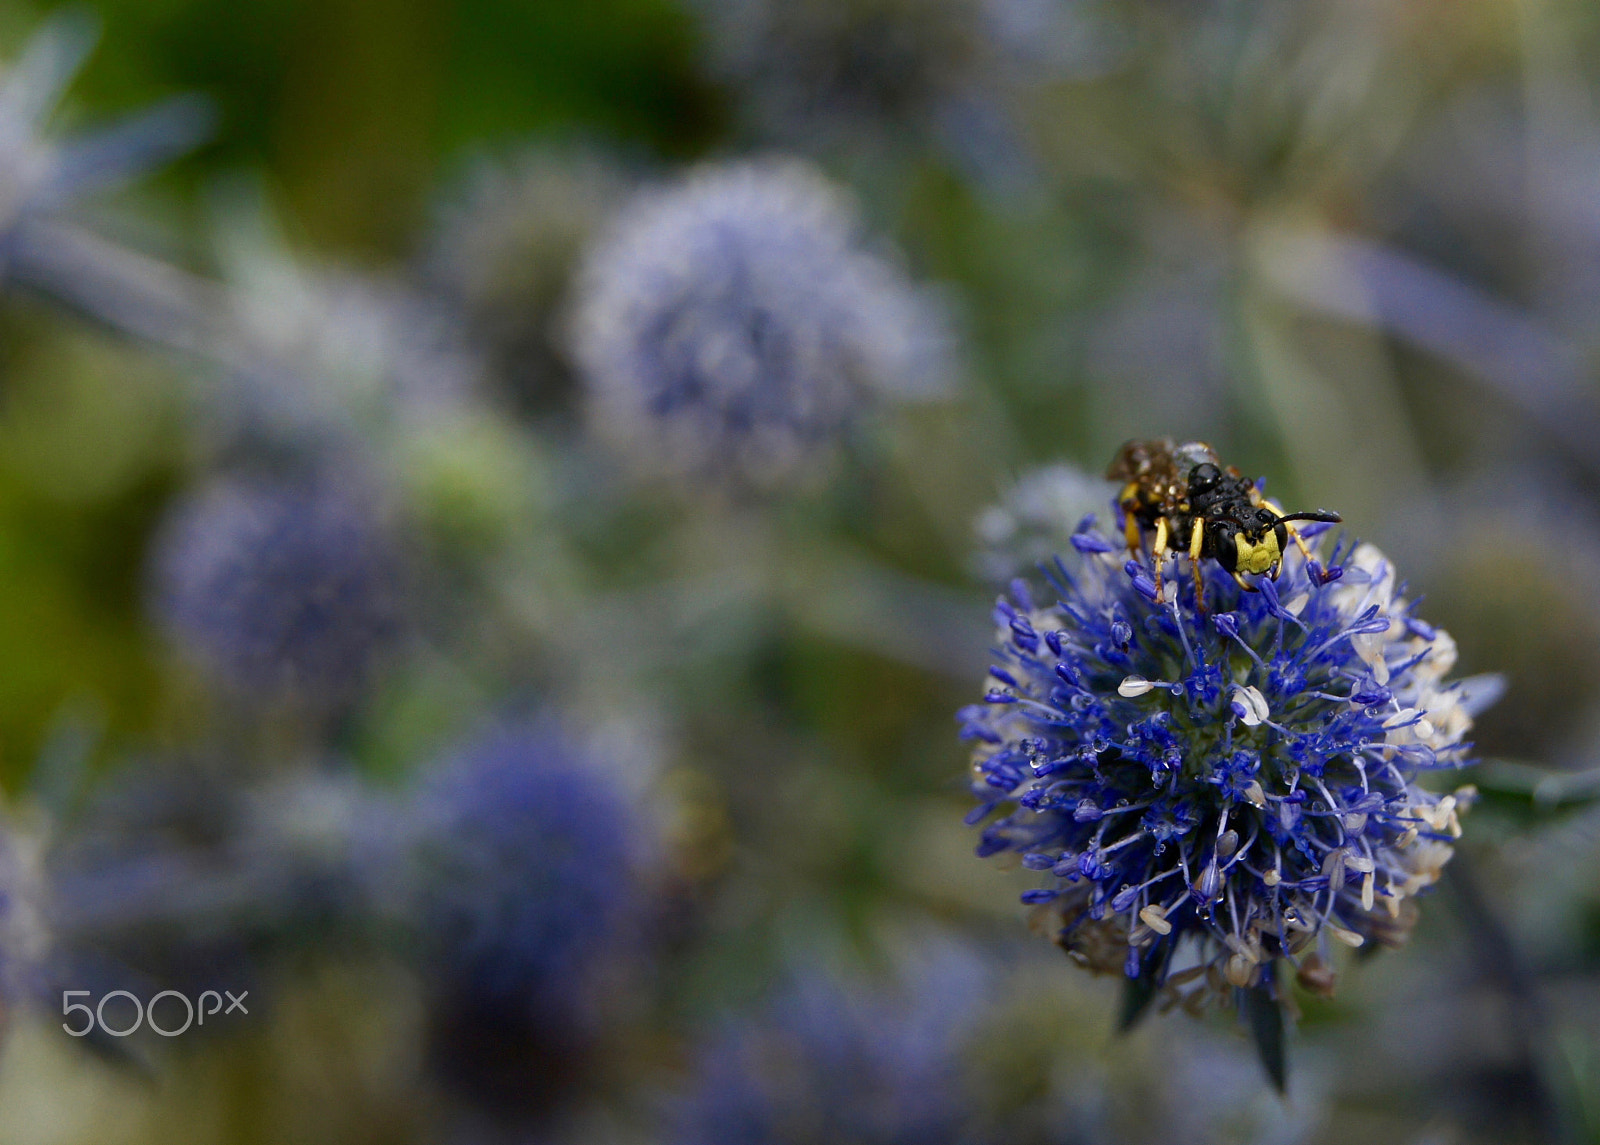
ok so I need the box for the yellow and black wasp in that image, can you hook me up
[1106,438,1342,608]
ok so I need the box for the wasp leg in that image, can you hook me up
[1151,517,1169,602]
[1188,517,1206,612]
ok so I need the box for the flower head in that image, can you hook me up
[973,462,1116,584]
[963,508,1493,1010]
[403,722,643,1116]
[572,159,955,491]
[407,723,638,1016]
[672,963,978,1145]
[150,473,403,707]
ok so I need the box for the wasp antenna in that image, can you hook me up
[1277,510,1342,525]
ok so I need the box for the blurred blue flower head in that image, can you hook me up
[673,962,980,1145]
[973,463,1117,584]
[403,721,646,1118]
[963,519,1497,1010]
[406,721,641,1027]
[150,474,403,707]
[572,159,955,491]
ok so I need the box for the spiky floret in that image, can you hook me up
[963,514,1493,1012]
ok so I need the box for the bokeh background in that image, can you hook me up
[0,0,1594,1142]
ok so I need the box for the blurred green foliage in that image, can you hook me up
[65,0,721,252]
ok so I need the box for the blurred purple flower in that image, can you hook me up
[149,473,404,708]
[403,721,645,1117]
[964,518,1493,1039]
[973,462,1117,584]
[672,960,982,1145]
[572,159,956,491]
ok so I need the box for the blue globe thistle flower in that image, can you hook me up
[973,463,1117,585]
[672,964,979,1145]
[571,159,955,491]
[962,510,1495,1019]
[149,474,403,707]
[404,722,642,1116]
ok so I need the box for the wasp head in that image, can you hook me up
[1212,508,1286,578]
